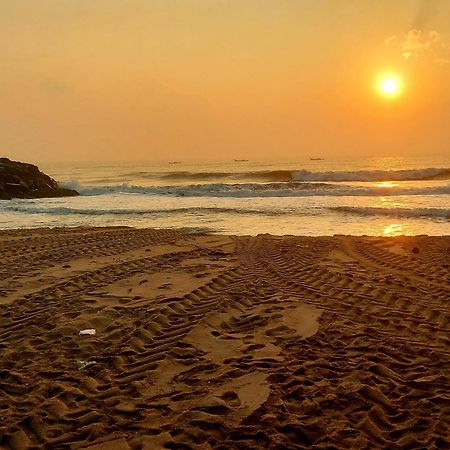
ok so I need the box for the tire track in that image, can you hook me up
[0,230,448,449]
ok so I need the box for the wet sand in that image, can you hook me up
[0,227,449,449]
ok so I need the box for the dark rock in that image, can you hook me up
[412,247,420,254]
[0,157,79,200]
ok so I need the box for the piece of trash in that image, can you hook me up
[77,360,97,370]
[79,329,96,336]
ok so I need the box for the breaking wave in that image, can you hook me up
[118,167,450,183]
[71,182,450,198]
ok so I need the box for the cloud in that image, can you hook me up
[401,29,440,59]
[385,29,449,64]
[384,35,396,46]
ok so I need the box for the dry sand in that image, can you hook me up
[0,227,449,449]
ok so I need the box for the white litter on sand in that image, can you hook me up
[79,329,96,336]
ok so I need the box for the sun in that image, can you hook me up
[376,73,403,98]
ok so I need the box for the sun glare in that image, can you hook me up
[375,181,400,188]
[382,223,405,237]
[376,73,403,98]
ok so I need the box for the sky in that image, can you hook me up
[1,0,450,163]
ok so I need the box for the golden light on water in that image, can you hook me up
[382,223,404,236]
[376,73,403,98]
[376,197,413,237]
[375,181,400,188]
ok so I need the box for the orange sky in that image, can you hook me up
[1,0,449,162]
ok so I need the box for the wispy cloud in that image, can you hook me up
[401,29,441,60]
[385,29,449,64]
[384,35,396,46]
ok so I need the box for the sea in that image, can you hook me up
[1,156,449,236]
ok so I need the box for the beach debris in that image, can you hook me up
[79,328,96,336]
[77,360,97,370]
[412,247,420,254]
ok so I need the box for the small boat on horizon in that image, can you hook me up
[309,157,325,161]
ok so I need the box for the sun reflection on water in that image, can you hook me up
[382,223,405,236]
[371,156,406,171]
[375,181,400,188]
[370,196,411,236]
[378,196,404,208]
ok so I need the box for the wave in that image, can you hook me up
[2,200,450,220]
[115,167,450,183]
[76,182,336,197]
[4,205,290,217]
[5,204,449,221]
[72,182,450,198]
[291,168,450,182]
[330,206,450,220]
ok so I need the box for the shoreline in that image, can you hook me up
[1,227,449,449]
[0,224,448,237]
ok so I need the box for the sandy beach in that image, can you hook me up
[0,227,449,449]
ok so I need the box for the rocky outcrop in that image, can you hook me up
[0,158,79,200]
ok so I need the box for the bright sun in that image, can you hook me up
[377,73,403,98]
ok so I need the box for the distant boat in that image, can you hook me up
[234,159,249,162]
[168,161,181,164]
[309,157,324,161]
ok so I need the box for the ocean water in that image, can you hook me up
[1,156,449,236]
